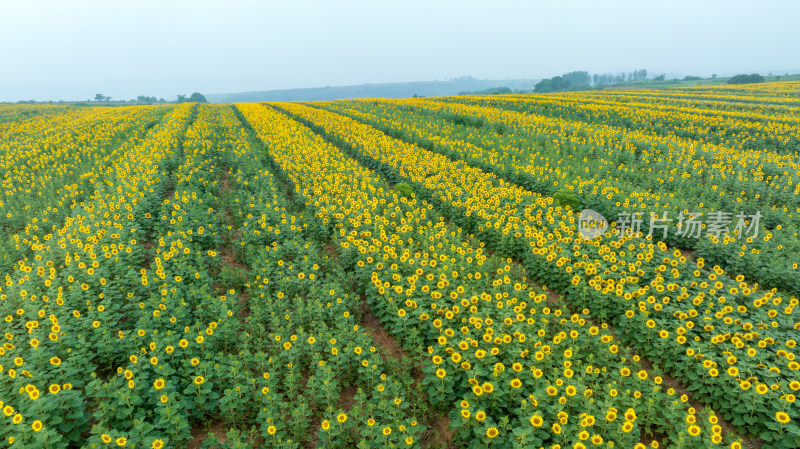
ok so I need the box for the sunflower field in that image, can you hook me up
[1,82,799,449]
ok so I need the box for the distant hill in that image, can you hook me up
[205,77,539,103]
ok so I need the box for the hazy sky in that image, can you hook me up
[2,0,799,101]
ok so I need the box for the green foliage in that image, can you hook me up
[395,182,414,198]
[176,93,209,103]
[552,189,580,210]
[728,73,765,84]
[534,76,570,93]
[458,87,512,96]
[190,92,209,103]
[561,70,591,85]
[534,71,591,93]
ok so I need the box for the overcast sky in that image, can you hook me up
[1,0,799,101]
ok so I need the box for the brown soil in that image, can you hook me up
[322,241,340,261]
[187,420,229,449]
[338,385,359,412]
[421,414,457,449]
[302,422,321,449]
[358,297,455,448]
[217,169,251,322]
[360,298,408,360]
[679,248,696,261]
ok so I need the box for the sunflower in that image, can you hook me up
[530,415,544,427]
[775,411,791,424]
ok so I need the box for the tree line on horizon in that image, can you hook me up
[533,70,768,93]
[534,70,652,93]
[88,92,208,104]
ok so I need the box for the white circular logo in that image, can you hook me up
[579,209,608,240]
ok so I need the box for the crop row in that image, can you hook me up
[453,92,800,153]
[0,103,195,448]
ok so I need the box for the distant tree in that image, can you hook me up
[550,76,564,90]
[189,92,208,103]
[458,87,512,96]
[158,98,166,103]
[542,70,640,91]
[711,74,717,79]
[95,93,107,101]
[683,75,702,81]
[728,73,765,84]
[176,94,187,103]
[136,95,158,104]
[533,78,553,93]
[562,71,590,86]
[653,74,665,81]
[593,74,616,86]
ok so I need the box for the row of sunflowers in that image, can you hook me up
[0,102,195,447]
